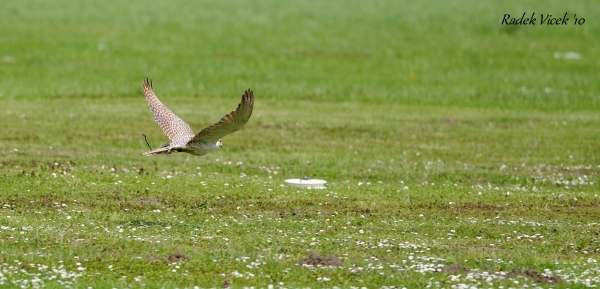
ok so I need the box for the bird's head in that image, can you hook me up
[216,139,223,148]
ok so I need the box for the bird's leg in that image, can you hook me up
[142,134,153,150]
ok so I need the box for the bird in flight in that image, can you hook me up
[141,78,254,156]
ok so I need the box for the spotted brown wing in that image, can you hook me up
[142,78,195,142]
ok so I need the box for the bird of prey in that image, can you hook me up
[141,78,254,156]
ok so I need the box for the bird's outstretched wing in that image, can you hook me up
[142,78,195,142]
[190,89,254,143]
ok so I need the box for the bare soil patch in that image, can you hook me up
[297,252,342,267]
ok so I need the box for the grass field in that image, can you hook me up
[1,0,600,288]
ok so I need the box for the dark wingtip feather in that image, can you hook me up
[143,77,153,88]
[242,89,254,104]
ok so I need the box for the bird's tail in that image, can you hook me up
[143,146,172,156]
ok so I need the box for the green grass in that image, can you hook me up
[1,0,600,288]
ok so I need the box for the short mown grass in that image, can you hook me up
[1,0,600,288]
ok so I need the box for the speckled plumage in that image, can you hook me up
[141,78,254,156]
